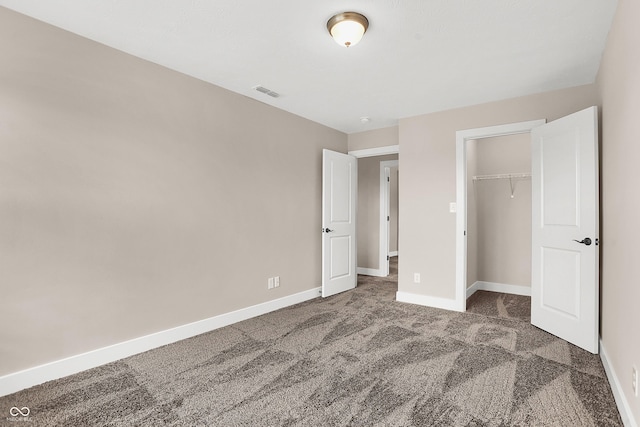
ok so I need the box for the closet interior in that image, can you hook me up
[466,133,532,293]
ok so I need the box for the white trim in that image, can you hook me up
[455,119,546,313]
[0,287,321,397]
[389,251,398,257]
[600,339,638,427]
[357,267,385,277]
[380,160,399,278]
[396,291,464,312]
[348,145,399,159]
[466,281,532,299]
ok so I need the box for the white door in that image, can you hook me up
[322,149,357,297]
[531,106,599,354]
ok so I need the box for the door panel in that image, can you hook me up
[330,236,351,278]
[330,163,351,222]
[541,129,579,226]
[322,149,357,297]
[531,106,599,354]
[541,247,580,317]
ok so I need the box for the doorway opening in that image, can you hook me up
[466,134,533,304]
[379,160,399,277]
[455,120,545,312]
[348,145,399,278]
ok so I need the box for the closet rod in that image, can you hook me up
[472,173,531,181]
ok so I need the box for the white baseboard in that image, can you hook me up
[357,267,385,277]
[466,281,532,299]
[389,251,398,257]
[0,287,321,397]
[396,291,464,312]
[600,339,638,427]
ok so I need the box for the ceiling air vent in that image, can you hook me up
[253,85,280,98]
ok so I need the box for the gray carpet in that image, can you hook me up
[1,259,622,426]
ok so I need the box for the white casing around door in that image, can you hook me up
[322,149,357,297]
[531,106,599,354]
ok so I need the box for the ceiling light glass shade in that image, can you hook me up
[327,12,369,47]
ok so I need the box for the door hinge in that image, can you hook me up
[387,177,390,182]
[387,216,390,221]
[387,255,390,261]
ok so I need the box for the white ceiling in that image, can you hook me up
[0,1,618,134]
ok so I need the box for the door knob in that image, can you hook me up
[323,228,334,233]
[573,237,592,246]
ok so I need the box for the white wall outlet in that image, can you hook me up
[449,202,457,213]
[414,273,421,283]
[268,277,274,289]
[274,276,280,288]
[633,365,638,397]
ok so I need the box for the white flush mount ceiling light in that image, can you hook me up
[327,12,369,48]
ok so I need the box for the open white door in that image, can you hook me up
[322,149,357,297]
[531,106,599,354]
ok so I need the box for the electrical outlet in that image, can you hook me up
[633,366,638,397]
[274,276,280,288]
[268,277,274,289]
[414,273,421,283]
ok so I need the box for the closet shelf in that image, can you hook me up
[472,173,531,181]
[472,173,531,198]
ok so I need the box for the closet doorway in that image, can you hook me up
[456,109,599,353]
[454,119,545,311]
[466,134,532,298]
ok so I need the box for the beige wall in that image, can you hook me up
[0,7,347,376]
[597,0,640,422]
[348,126,399,152]
[357,155,398,269]
[473,134,531,287]
[398,84,599,299]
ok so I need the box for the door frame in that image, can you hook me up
[348,145,400,278]
[380,160,399,276]
[455,119,546,311]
